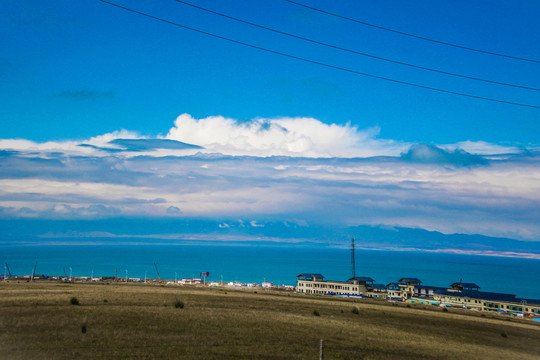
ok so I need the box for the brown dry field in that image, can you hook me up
[0,281,539,359]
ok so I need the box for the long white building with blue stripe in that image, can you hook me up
[296,273,540,320]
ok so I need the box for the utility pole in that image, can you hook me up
[125,270,128,283]
[319,339,325,360]
[5,263,12,279]
[144,270,147,283]
[154,262,161,282]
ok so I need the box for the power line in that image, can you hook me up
[174,0,539,91]
[285,0,540,64]
[96,0,540,109]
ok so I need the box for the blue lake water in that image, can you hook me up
[2,244,539,299]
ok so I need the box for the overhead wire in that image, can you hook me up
[96,0,540,109]
[284,0,540,64]
[173,0,539,91]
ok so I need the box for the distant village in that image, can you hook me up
[3,270,540,322]
[0,273,295,291]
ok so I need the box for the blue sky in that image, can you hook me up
[1,1,540,255]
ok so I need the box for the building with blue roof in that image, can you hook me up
[432,282,540,317]
[295,273,540,320]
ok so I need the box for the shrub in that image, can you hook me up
[442,307,448,312]
[313,310,320,316]
[70,297,80,305]
[174,300,185,309]
[501,332,508,338]
[351,307,360,315]
[81,324,87,334]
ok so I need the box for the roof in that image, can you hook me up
[399,278,422,284]
[297,273,324,280]
[451,282,480,289]
[371,283,387,290]
[387,282,400,287]
[349,276,375,283]
[435,290,518,302]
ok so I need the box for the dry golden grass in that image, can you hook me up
[0,281,539,359]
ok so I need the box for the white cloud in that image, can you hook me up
[165,113,406,157]
[250,220,264,227]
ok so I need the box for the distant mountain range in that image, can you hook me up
[1,219,538,259]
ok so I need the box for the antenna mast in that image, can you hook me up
[351,238,356,279]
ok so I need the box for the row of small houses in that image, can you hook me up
[296,273,540,320]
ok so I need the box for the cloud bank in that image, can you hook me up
[0,113,538,245]
[0,113,524,160]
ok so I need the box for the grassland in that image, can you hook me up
[1,281,539,359]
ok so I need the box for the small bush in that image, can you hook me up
[351,307,360,315]
[501,332,508,338]
[313,310,320,316]
[70,297,80,305]
[442,307,448,312]
[174,300,184,309]
[81,324,87,334]
[103,299,108,303]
